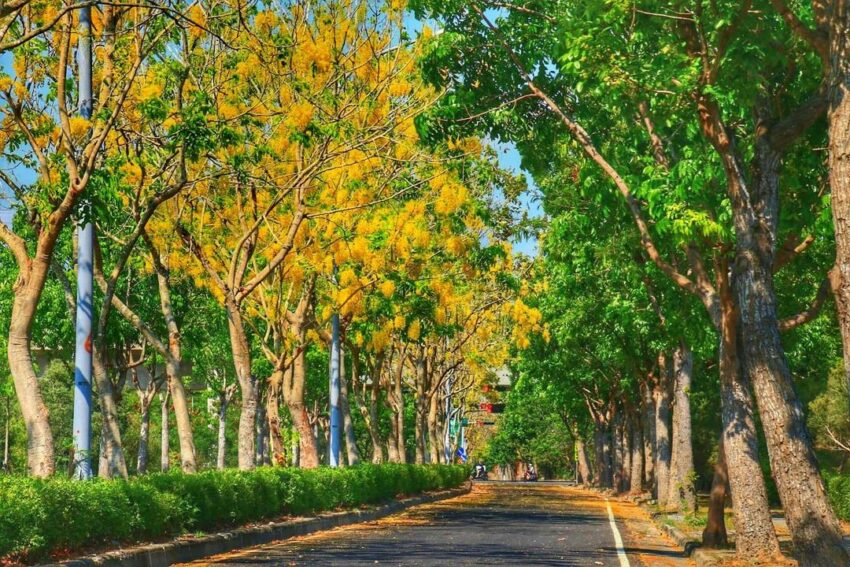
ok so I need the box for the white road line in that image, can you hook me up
[605,498,631,567]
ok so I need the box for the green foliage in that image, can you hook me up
[0,464,467,562]
[825,473,850,521]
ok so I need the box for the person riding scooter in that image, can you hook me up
[524,463,538,481]
[472,461,488,480]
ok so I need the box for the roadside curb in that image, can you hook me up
[45,483,472,567]
[640,505,735,567]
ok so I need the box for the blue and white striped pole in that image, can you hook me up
[328,267,341,467]
[72,4,94,480]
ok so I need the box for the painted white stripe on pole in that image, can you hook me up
[605,498,631,567]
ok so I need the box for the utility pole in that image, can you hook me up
[443,373,452,463]
[72,3,94,480]
[328,267,341,467]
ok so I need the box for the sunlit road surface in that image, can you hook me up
[180,482,694,566]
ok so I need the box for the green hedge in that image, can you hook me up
[0,464,468,562]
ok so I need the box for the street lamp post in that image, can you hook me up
[72,4,94,480]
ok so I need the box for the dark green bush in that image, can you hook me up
[0,464,467,562]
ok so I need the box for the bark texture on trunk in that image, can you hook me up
[829,0,850,420]
[576,438,593,485]
[702,436,729,549]
[732,143,847,565]
[286,351,319,468]
[92,349,128,479]
[167,359,196,473]
[653,354,672,507]
[642,383,655,487]
[669,343,696,513]
[137,404,150,474]
[717,274,780,558]
[226,302,256,470]
[267,375,286,466]
[8,286,55,477]
[338,349,361,466]
[629,412,644,495]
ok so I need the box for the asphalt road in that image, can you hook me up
[185,482,692,567]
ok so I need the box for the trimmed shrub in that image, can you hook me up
[0,464,467,562]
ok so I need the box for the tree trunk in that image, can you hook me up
[621,416,632,493]
[642,382,655,487]
[717,279,780,558]
[629,412,644,495]
[92,349,128,479]
[137,402,151,474]
[428,391,440,464]
[593,417,612,488]
[654,353,672,507]
[576,438,592,485]
[166,358,196,474]
[338,349,361,466]
[217,396,228,469]
[669,343,696,513]
[732,143,847,565]
[286,351,319,468]
[702,436,729,549]
[255,396,266,466]
[8,284,55,477]
[160,391,170,472]
[225,302,256,470]
[828,0,850,437]
[267,375,286,466]
[612,412,626,492]
[368,374,383,463]
[387,404,401,463]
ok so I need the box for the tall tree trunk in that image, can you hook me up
[702,436,729,549]
[428,391,440,464]
[166,358,196,474]
[717,277,780,558]
[286,351,319,468]
[828,0,850,436]
[621,416,632,493]
[593,416,612,488]
[368,374,383,463]
[733,144,847,565]
[160,390,170,472]
[669,343,696,513]
[629,411,644,495]
[654,353,672,507]
[642,382,655,487]
[8,285,55,477]
[225,301,256,470]
[612,412,626,492]
[339,349,361,466]
[392,357,407,463]
[576,438,592,485]
[387,403,401,463]
[92,350,128,479]
[267,374,286,466]
[137,402,151,474]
